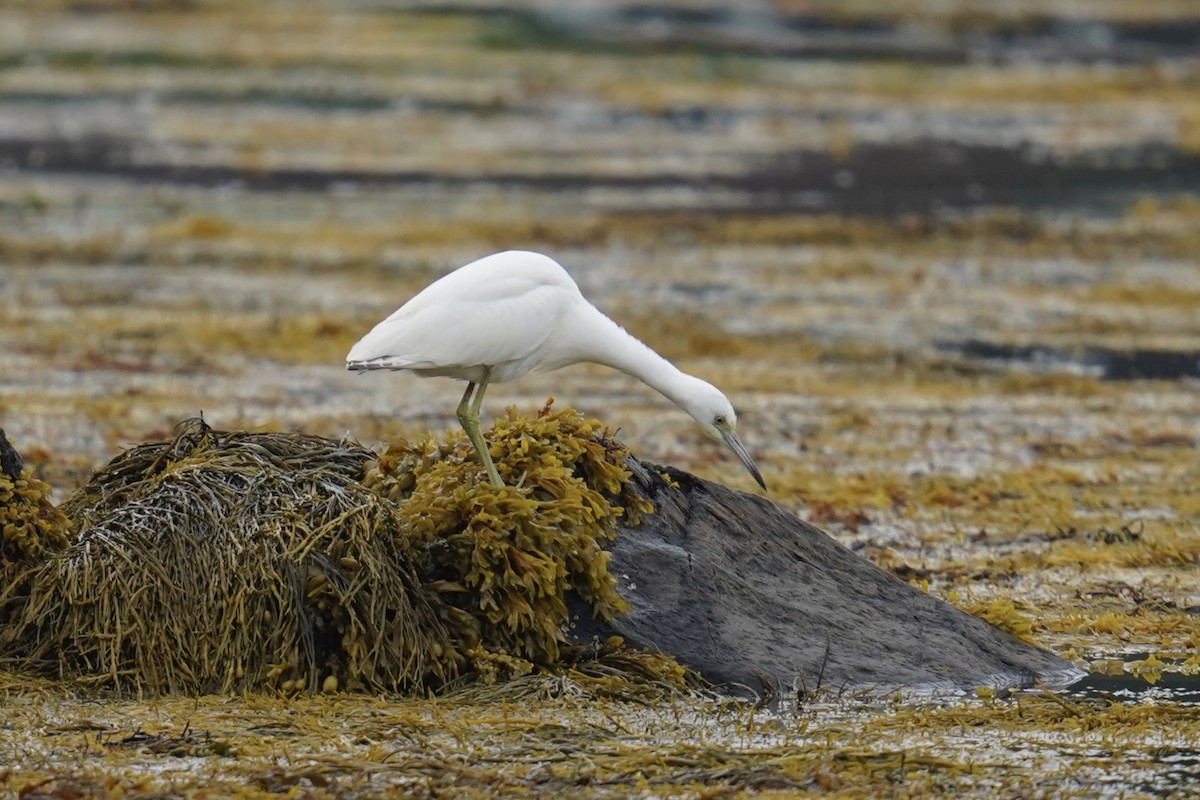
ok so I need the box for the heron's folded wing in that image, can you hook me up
[347,282,564,371]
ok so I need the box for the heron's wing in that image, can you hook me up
[347,277,567,374]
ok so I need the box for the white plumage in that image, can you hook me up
[348,250,764,489]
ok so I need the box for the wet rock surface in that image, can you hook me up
[0,429,25,481]
[574,461,1080,695]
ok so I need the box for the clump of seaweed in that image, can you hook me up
[0,419,459,694]
[957,597,1038,644]
[365,401,653,677]
[0,407,663,696]
[0,430,71,566]
[0,428,73,644]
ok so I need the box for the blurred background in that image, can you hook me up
[1,0,1198,519]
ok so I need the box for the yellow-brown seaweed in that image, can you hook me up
[0,408,660,696]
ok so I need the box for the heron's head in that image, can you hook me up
[680,379,767,491]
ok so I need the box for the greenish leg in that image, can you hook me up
[456,370,503,487]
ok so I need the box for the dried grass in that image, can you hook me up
[2,419,456,694]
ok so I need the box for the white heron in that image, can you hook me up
[347,250,765,490]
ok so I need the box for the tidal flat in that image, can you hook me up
[1,1,1198,797]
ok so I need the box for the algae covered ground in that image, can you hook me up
[1,1,1199,797]
[3,670,1198,799]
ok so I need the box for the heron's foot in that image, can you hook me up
[478,447,505,488]
[467,430,504,487]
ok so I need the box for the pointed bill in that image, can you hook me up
[720,427,767,491]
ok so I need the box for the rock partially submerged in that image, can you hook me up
[572,461,1083,696]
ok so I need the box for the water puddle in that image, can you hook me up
[936,339,1200,381]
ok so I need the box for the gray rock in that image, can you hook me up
[0,429,24,481]
[571,461,1084,697]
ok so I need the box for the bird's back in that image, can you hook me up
[346,251,582,382]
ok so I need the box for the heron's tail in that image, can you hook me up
[346,358,397,372]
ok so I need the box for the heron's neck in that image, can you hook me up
[580,306,699,412]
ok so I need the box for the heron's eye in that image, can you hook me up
[714,415,726,426]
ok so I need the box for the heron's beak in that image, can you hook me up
[719,426,767,491]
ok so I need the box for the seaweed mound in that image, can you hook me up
[365,401,652,677]
[0,407,658,695]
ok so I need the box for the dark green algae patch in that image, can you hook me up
[0,405,686,697]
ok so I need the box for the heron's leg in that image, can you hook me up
[470,367,490,420]
[455,381,475,429]
[457,372,503,487]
